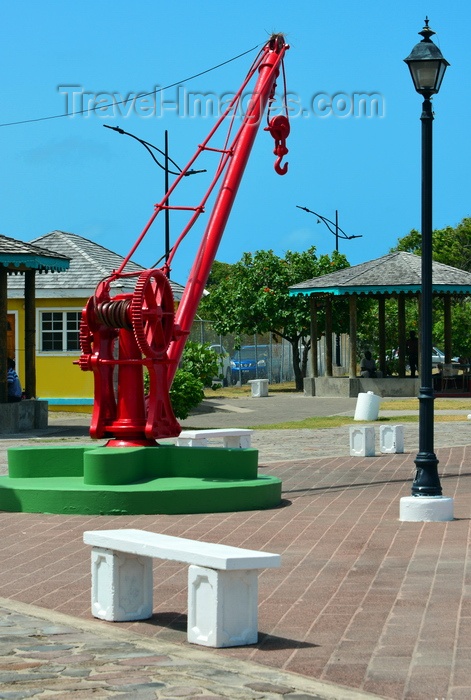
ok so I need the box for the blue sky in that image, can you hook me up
[2,1,470,286]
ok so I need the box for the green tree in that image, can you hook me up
[392,217,471,356]
[204,260,233,291]
[199,247,350,390]
[393,218,471,271]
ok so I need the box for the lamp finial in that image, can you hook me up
[419,17,436,42]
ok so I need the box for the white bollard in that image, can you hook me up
[380,425,404,453]
[349,426,375,457]
[248,379,269,397]
[354,391,381,421]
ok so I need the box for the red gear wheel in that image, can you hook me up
[79,316,93,355]
[79,296,100,356]
[131,269,175,358]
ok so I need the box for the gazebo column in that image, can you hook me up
[378,295,386,376]
[24,269,36,399]
[325,296,333,377]
[0,267,8,403]
[444,294,452,362]
[398,294,406,377]
[349,295,357,378]
[309,296,318,377]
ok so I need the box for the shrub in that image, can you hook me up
[144,341,219,420]
[169,369,205,420]
[179,341,219,388]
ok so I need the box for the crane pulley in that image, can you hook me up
[78,34,290,446]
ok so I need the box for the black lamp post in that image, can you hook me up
[404,18,449,496]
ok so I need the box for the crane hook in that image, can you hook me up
[265,114,290,176]
[274,154,288,176]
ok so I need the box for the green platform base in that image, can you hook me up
[0,444,282,515]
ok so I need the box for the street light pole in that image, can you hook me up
[335,209,339,252]
[414,80,440,495]
[296,206,362,366]
[402,19,452,514]
[296,206,362,249]
[103,124,205,271]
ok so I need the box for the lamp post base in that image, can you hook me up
[399,495,454,522]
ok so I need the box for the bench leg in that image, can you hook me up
[91,546,153,621]
[187,565,258,647]
[223,436,252,448]
[176,437,208,447]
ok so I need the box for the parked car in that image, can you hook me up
[431,348,460,366]
[388,346,457,369]
[432,347,461,366]
[208,344,232,386]
[431,347,445,366]
[230,345,269,384]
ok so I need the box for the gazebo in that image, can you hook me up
[289,251,471,397]
[1,234,69,428]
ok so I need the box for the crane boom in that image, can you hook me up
[168,34,289,376]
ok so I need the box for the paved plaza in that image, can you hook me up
[1,393,471,699]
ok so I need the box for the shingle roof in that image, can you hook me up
[0,233,69,272]
[289,252,471,296]
[7,231,184,300]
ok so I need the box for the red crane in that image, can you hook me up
[78,34,290,447]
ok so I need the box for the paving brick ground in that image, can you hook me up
[1,394,471,699]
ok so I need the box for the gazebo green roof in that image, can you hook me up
[289,252,471,297]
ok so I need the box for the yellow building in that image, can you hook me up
[7,231,184,410]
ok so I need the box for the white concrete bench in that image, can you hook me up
[83,528,280,648]
[176,428,252,448]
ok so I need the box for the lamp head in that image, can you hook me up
[404,18,449,97]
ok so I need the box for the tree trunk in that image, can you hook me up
[291,340,303,391]
[301,337,310,379]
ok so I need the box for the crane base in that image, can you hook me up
[0,444,282,515]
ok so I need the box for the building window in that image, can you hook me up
[40,311,81,352]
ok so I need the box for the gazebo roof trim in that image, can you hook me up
[289,251,471,296]
[0,234,70,272]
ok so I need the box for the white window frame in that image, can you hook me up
[37,308,82,356]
